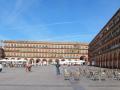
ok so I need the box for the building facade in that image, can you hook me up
[0,48,3,59]
[89,8,120,68]
[2,40,88,64]
[0,48,5,59]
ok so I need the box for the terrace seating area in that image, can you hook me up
[63,65,120,81]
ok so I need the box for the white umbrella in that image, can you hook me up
[0,59,8,62]
[18,59,27,62]
[79,60,85,63]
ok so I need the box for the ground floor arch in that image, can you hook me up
[93,49,120,69]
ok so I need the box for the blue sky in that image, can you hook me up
[0,0,120,43]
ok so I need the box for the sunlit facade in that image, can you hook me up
[2,40,88,64]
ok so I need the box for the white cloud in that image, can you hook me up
[0,0,93,43]
[42,21,79,26]
[0,0,39,25]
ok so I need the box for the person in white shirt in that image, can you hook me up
[0,63,3,72]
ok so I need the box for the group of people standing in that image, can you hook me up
[25,61,32,72]
[0,61,32,72]
[0,60,61,74]
[25,60,61,74]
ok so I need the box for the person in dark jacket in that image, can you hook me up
[0,62,3,72]
[55,60,61,75]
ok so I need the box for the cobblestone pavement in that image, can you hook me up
[0,65,120,90]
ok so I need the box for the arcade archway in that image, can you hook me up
[80,56,86,60]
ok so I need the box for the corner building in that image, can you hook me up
[0,48,5,59]
[89,8,120,68]
[2,40,88,64]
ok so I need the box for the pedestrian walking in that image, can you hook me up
[55,60,61,75]
[25,61,32,72]
[0,62,3,72]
